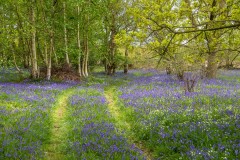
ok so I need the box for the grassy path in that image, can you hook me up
[44,88,76,160]
[104,86,153,160]
[104,87,131,130]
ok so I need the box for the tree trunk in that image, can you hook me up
[11,44,22,73]
[225,55,230,66]
[26,38,32,67]
[83,33,89,77]
[104,58,107,74]
[206,52,218,78]
[205,0,219,78]
[81,50,86,77]
[225,31,233,68]
[124,46,129,74]
[46,53,52,80]
[81,2,89,78]
[81,34,86,77]
[46,0,57,80]
[46,31,53,80]
[107,14,116,76]
[63,2,70,68]
[166,64,172,75]
[103,19,109,74]
[23,40,29,68]
[24,54,29,68]
[31,1,38,79]
[53,45,58,66]
[107,65,113,75]
[44,41,48,65]
[77,5,82,77]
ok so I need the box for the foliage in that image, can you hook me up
[1,0,240,78]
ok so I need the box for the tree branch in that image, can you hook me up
[156,33,176,67]
[173,24,240,34]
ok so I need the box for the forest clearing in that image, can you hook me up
[0,69,239,159]
[1,0,240,159]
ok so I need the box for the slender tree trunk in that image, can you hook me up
[11,44,22,73]
[83,33,89,77]
[81,33,86,77]
[124,46,129,74]
[20,39,29,68]
[26,38,32,67]
[46,0,57,80]
[46,58,51,80]
[225,53,231,68]
[81,2,89,78]
[166,64,173,75]
[31,1,38,79]
[106,8,117,76]
[104,58,107,73]
[107,24,116,75]
[81,47,86,77]
[46,33,52,80]
[53,45,58,66]
[24,55,29,68]
[63,2,70,68]
[44,41,48,65]
[77,5,82,77]
[103,22,109,74]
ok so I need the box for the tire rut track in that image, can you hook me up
[104,86,153,160]
[44,88,75,160]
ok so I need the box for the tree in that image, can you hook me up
[63,2,70,68]
[30,0,38,79]
[127,0,240,78]
[1,0,239,80]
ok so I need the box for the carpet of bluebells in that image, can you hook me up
[119,70,240,159]
[0,69,145,159]
[66,86,145,159]
[0,81,73,159]
[0,68,240,160]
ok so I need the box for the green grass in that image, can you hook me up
[44,88,77,160]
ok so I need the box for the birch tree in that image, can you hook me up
[30,0,38,79]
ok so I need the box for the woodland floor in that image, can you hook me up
[0,69,239,159]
